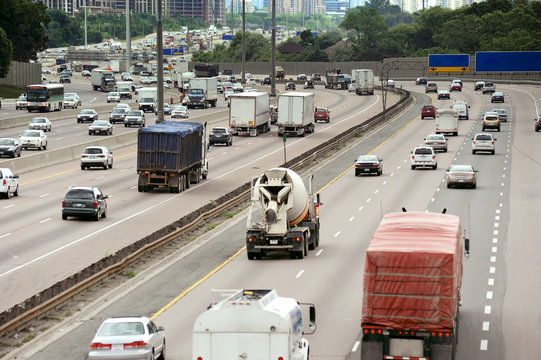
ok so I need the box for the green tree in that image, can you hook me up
[46,9,83,48]
[87,29,104,44]
[0,0,49,62]
[340,7,388,60]
[0,28,13,78]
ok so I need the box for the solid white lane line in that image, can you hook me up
[484,305,492,314]
[0,233,11,239]
[480,340,488,351]
[352,341,360,352]
[316,249,324,256]
[40,193,50,198]
[482,321,490,331]
[296,270,304,278]
[39,218,52,223]
[349,216,354,222]
[334,231,341,237]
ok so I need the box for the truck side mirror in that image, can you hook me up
[464,237,470,256]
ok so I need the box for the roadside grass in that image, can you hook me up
[0,85,26,99]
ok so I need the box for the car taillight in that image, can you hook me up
[82,155,88,158]
[62,200,65,206]
[373,163,379,167]
[491,141,494,145]
[98,155,105,158]
[2,179,5,185]
[411,155,415,159]
[432,155,436,159]
[473,141,476,144]
[90,342,111,350]
[93,201,98,208]
[355,164,361,167]
[124,341,147,349]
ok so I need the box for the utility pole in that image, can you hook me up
[157,0,164,123]
[84,0,87,47]
[270,0,276,97]
[125,0,131,73]
[242,0,246,82]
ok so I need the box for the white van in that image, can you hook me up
[435,109,459,136]
[451,101,470,120]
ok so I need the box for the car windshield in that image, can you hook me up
[97,322,145,336]
[84,148,104,154]
[31,118,46,123]
[108,92,119,96]
[485,116,498,121]
[18,96,26,101]
[127,111,141,116]
[451,165,473,172]
[173,106,186,111]
[22,131,40,137]
[358,155,378,162]
[427,135,444,141]
[0,138,15,145]
[65,189,94,200]
[315,108,326,113]
[485,82,494,87]
[212,128,226,133]
[415,148,433,154]
[476,135,492,140]
[93,121,108,126]
[112,109,125,114]
[80,110,94,114]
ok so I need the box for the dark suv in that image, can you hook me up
[261,77,271,85]
[62,186,108,221]
[209,127,233,146]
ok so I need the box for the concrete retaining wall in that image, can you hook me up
[0,62,41,88]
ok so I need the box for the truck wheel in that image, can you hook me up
[185,173,190,189]
[289,252,297,259]
[303,236,308,256]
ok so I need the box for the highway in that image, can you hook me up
[3,81,540,360]
[0,83,400,313]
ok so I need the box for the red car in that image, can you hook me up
[449,82,462,92]
[314,107,330,123]
[421,105,436,119]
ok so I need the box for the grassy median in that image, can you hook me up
[0,84,26,99]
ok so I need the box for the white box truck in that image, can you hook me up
[137,87,157,113]
[451,101,470,120]
[229,92,270,136]
[193,289,316,360]
[91,69,116,92]
[352,69,374,95]
[435,109,459,136]
[186,77,218,108]
[110,60,126,73]
[116,81,133,99]
[277,92,315,137]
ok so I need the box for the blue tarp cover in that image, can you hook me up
[139,121,203,137]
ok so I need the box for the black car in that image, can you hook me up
[77,109,98,123]
[62,186,108,221]
[209,127,233,146]
[354,154,383,176]
[0,138,22,158]
[285,82,296,90]
[261,77,271,85]
[416,77,427,85]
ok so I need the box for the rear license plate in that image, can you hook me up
[458,179,464,182]
[363,169,370,172]
[73,203,85,208]
[112,344,123,351]
[270,240,278,245]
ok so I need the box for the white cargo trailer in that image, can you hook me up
[435,109,459,136]
[352,69,374,95]
[277,92,315,137]
[187,77,218,108]
[229,92,270,136]
[193,289,316,360]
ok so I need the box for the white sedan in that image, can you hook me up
[171,105,189,119]
[28,117,52,132]
[19,130,47,150]
[106,92,121,103]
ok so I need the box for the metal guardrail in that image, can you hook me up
[0,87,410,337]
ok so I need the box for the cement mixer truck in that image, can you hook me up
[193,289,316,360]
[245,168,321,260]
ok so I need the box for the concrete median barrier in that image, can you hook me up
[0,131,138,173]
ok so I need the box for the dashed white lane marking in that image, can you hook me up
[40,193,50,198]
[247,142,252,145]
[486,291,493,299]
[483,321,490,331]
[490,267,496,274]
[96,176,104,180]
[480,340,488,351]
[3,204,15,209]
[57,137,64,141]
[358,206,364,211]
[130,185,137,190]
[295,270,304,278]
[349,216,354,222]
[492,247,497,253]
[490,256,496,262]
[334,231,341,237]
[484,305,492,314]
[493,230,499,235]
[374,189,379,194]
[39,218,52,223]
[397,166,401,170]
[403,159,407,163]
[390,173,394,177]
[367,198,371,203]
[382,181,387,185]
[352,341,361,352]
[221,152,227,155]
[431,198,435,202]
[494,223,499,228]
[316,249,324,256]
[488,278,495,286]
[0,233,11,239]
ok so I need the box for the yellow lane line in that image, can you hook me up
[151,104,423,318]
[151,246,247,320]
[20,151,137,186]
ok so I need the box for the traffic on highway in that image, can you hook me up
[0,63,540,360]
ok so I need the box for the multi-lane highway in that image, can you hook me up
[2,80,540,360]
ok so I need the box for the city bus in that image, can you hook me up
[26,83,64,112]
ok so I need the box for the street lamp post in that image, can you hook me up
[242,0,246,82]
[270,0,276,97]
[156,0,164,123]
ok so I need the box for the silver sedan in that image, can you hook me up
[424,134,447,152]
[89,120,113,135]
[446,165,478,189]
